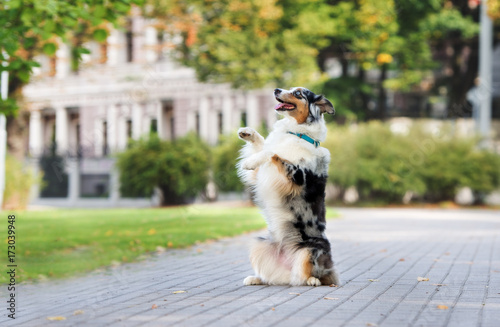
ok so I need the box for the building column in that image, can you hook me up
[67,159,80,205]
[222,95,233,134]
[154,101,164,138]
[199,97,209,140]
[94,118,104,157]
[55,43,70,79]
[110,166,120,205]
[117,114,128,151]
[145,26,158,63]
[246,93,259,128]
[106,104,117,153]
[132,103,143,139]
[29,110,43,157]
[55,106,69,154]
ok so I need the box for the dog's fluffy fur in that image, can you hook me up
[237,87,339,286]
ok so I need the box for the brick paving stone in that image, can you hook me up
[1,208,499,327]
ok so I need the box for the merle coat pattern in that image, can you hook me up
[237,87,339,286]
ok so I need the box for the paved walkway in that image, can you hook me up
[2,208,500,326]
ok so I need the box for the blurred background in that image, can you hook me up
[1,0,500,210]
[1,0,500,284]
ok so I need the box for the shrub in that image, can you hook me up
[3,154,41,210]
[38,145,69,198]
[323,121,500,204]
[325,122,426,202]
[212,135,245,192]
[417,138,500,201]
[116,133,211,204]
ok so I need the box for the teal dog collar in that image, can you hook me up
[287,132,320,148]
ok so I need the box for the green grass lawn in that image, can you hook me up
[1,205,338,283]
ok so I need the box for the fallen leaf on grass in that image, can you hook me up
[47,316,66,321]
[73,310,84,315]
[324,297,339,300]
[437,305,449,310]
[151,304,158,309]
[167,241,174,247]
[172,290,187,294]
[147,228,156,235]
[417,277,429,282]
[368,279,379,282]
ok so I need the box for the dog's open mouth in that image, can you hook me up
[274,98,296,111]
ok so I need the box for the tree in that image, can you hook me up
[146,0,335,89]
[148,0,487,121]
[0,0,143,116]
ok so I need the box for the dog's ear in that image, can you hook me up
[314,95,335,115]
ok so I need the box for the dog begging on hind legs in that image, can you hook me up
[237,87,340,287]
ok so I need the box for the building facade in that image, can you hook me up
[23,15,275,207]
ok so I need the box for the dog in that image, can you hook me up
[237,87,339,286]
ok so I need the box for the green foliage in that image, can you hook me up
[416,138,500,201]
[3,154,41,210]
[0,0,143,114]
[325,122,426,202]
[116,133,211,204]
[324,122,500,203]
[311,76,373,121]
[212,134,245,192]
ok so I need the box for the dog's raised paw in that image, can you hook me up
[244,276,263,285]
[241,157,259,170]
[238,127,256,141]
[307,277,321,287]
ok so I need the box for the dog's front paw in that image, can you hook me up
[244,276,263,285]
[241,157,258,170]
[238,127,257,142]
[307,277,321,286]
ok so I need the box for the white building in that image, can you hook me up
[23,15,276,207]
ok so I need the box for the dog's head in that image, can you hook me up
[274,87,335,124]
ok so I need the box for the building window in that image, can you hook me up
[195,112,200,135]
[126,19,134,63]
[240,111,247,127]
[126,119,132,139]
[218,112,223,135]
[170,116,175,140]
[150,118,158,134]
[76,123,81,156]
[156,29,164,61]
[103,121,108,156]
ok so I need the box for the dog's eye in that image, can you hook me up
[294,91,302,99]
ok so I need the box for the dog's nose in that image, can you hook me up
[274,88,281,96]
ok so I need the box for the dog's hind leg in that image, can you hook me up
[290,248,321,286]
[243,276,264,285]
[244,238,292,285]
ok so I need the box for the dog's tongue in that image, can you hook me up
[274,103,294,110]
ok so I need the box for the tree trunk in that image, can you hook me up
[378,64,388,120]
